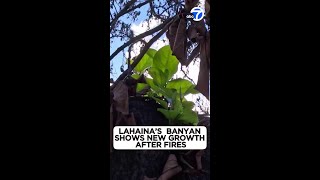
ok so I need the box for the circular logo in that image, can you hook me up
[190,7,205,21]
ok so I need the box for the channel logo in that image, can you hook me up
[190,7,205,21]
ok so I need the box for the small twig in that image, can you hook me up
[197,102,207,114]
[180,66,196,84]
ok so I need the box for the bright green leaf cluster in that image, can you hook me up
[131,45,199,125]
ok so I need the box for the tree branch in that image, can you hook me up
[110,16,175,61]
[180,66,196,84]
[111,16,179,90]
[149,1,166,21]
[110,0,137,30]
[110,0,150,31]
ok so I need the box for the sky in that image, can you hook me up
[110,3,151,80]
[110,0,209,113]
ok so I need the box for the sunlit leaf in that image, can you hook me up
[134,48,157,73]
[145,77,161,93]
[167,78,194,95]
[153,45,179,79]
[148,67,167,87]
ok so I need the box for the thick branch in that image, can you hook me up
[111,16,179,90]
[110,16,175,61]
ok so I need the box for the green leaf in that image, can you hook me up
[134,48,157,73]
[153,45,179,79]
[148,67,167,87]
[150,96,168,109]
[146,48,157,58]
[162,88,178,102]
[174,99,183,112]
[176,108,198,125]
[157,108,181,121]
[146,78,176,99]
[167,78,194,95]
[184,85,200,95]
[164,69,170,82]
[146,78,165,96]
[182,101,195,110]
[131,74,140,80]
[136,83,148,93]
[146,77,160,92]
